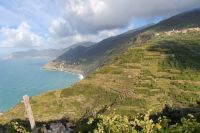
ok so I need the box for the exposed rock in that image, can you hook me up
[37,122,74,133]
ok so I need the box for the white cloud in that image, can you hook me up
[48,29,121,48]
[49,18,74,38]
[57,0,200,34]
[0,22,44,48]
[1,0,200,50]
[47,0,200,48]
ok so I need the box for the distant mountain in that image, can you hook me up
[149,8,200,31]
[44,26,148,75]
[4,42,95,60]
[56,42,96,62]
[44,8,200,75]
[5,49,64,60]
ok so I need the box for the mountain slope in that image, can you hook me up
[1,9,200,131]
[44,26,149,75]
[1,31,200,125]
[45,8,200,75]
[149,8,200,31]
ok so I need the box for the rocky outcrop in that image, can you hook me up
[39,123,66,133]
[38,122,74,133]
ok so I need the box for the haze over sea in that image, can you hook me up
[0,58,80,112]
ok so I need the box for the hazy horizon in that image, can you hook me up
[0,0,200,55]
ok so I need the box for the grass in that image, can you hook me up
[171,81,200,91]
[1,32,200,126]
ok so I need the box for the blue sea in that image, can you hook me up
[0,58,80,112]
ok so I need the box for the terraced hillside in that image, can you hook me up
[1,31,200,126]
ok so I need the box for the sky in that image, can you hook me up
[0,0,200,56]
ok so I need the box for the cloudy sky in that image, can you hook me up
[0,0,200,55]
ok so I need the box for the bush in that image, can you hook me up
[0,122,30,133]
[87,110,162,133]
[87,110,200,133]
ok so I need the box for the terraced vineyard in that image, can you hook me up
[80,31,200,115]
[1,32,200,127]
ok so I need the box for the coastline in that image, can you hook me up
[0,59,83,113]
[43,67,85,80]
[42,60,85,80]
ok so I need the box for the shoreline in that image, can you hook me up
[42,60,86,80]
[43,68,85,80]
[0,61,84,114]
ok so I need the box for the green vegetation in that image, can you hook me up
[86,109,200,133]
[1,31,200,132]
[87,110,162,133]
[2,108,200,133]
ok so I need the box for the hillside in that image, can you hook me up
[149,8,200,32]
[1,9,200,132]
[1,31,200,130]
[44,9,200,76]
[43,26,148,75]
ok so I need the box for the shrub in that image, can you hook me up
[87,110,162,133]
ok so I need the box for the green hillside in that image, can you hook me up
[1,31,200,131]
[1,9,200,132]
[46,26,149,75]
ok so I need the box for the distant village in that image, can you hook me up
[155,27,200,36]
